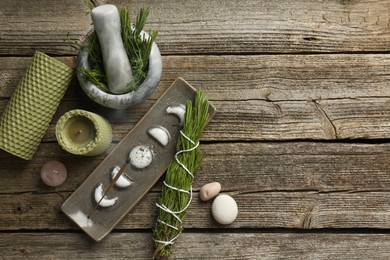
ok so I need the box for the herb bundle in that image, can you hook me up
[153,90,210,258]
[79,7,158,94]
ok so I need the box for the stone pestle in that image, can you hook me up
[91,4,133,94]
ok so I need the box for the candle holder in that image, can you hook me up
[55,109,112,156]
[0,51,73,160]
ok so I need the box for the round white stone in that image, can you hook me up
[129,145,153,169]
[211,194,238,225]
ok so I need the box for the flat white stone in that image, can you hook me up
[91,4,133,94]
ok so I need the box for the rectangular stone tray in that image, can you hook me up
[61,77,216,241]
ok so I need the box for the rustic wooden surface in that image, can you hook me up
[1,0,390,259]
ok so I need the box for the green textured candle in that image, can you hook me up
[0,51,73,160]
[56,109,112,156]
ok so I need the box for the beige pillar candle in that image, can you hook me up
[55,109,112,156]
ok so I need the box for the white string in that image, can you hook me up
[153,233,181,245]
[157,219,179,231]
[180,130,196,145]
[174,131,199,179]
[155,203,182,223]
[153,130,198,246]
[163,181,190,194]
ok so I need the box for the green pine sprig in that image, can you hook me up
[79,7,158,94]
[153,90,210,258]
[121,7,158,91]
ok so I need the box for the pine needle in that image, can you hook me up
[153,90,210,258]
[79,6,158,94]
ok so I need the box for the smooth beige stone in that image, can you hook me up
[199,182,221,201]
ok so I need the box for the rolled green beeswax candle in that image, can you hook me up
[0,51,73,160]
[55,109,112,156]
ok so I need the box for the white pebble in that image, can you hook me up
[199,182,221,201]
[212,194,238,225]
[129,145,153,169]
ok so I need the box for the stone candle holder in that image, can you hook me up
[76,30,162,109]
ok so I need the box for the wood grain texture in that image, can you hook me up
[1,55,389,141]
[1,0,390,258]
[1,232,390,259]
[2,190,390,230]
[24,98,388,142]
[1,143,390,230]
[1,142,389,194]
[2,0,390,55]
[0,0,90,56]
[3,54,389,101]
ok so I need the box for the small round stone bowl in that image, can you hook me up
[76,31,162,109]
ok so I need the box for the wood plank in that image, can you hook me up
[1,232,390,259]
[1,142,389,194]
[2,0,390,55]
[140,0,390,54]
[1,55,390,140]
[2,142,389,230]
[1,143,390,230]
[0,0,91,56]
[2,190,390,230]
[160,54,390,101]
[2,96,388,141]
[3,54,389,101]
[207,97,390,140]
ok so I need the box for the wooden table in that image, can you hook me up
[1,0,390,259]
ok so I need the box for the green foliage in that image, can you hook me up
[79,7,158,94]
[153,90,210,258]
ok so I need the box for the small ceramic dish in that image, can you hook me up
[76,31,162,109]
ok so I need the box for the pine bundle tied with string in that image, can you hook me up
[153,90,210,258]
